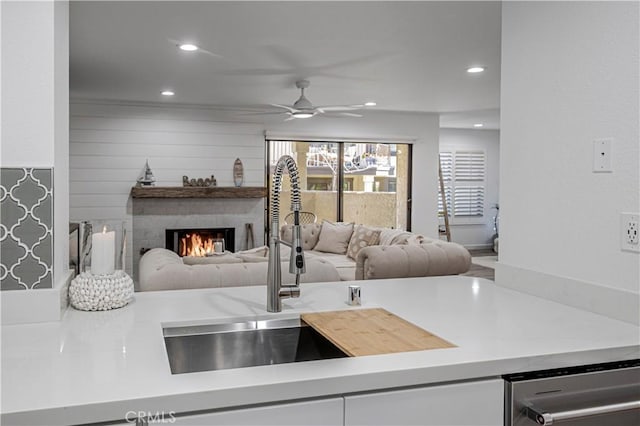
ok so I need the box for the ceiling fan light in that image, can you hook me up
[364,102,377,107]
[179,43,199,51]
[292,111,314,119]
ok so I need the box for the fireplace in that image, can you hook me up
[166,228,235,256]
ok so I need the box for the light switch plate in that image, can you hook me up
[621,213,639,253]
[593,139,613,172]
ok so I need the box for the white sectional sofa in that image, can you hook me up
[138,222,471,291]
[138,247,340,292]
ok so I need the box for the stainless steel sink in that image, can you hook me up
[163,318,347,374]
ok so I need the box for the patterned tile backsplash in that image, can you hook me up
[1,168,53,290]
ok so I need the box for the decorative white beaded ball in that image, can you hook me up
[69,270,134,311]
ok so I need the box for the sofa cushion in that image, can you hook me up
[234,254,268,263]
[182,253,243,265]
[336,267,356,281]
[237,246,269,257]
[237,245,318,263]
[308,250,355,268]
[347,225,381,260]
[280,223,322,250]
[234,246,269,263]
[305,250,355,281]
[314,220,354,254]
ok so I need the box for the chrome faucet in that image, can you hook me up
[267,155,306,312]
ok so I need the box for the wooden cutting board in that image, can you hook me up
[301,308,456,357]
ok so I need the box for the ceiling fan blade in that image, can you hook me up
[315,52,393,72]
[237,111,288,116]
[217,68,294,76]
[284,115,297,122]
[316,105,362,112]
[320,112,363,118]
[263,45,304,69]
[271,103,297,113]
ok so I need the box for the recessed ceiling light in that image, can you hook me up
[179,43,198,52]
[161,90,175,96]
[473,123,484,127]
[467,67,485,73]
[364,102,377,107]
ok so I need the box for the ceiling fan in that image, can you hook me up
[268,80,371,120]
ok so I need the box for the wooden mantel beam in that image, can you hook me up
[130,186,267,199]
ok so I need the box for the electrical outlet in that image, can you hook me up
[621,213,639,252]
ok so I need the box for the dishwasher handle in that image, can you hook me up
[526,400,640,425]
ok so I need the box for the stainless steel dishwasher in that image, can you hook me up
[504,359,639,425]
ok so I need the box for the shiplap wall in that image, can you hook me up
[69,101,266,275]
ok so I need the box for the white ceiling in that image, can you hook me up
[70,1,502,129]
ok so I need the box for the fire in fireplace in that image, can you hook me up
[165,228,235,257]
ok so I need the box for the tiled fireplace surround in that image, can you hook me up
[132,197,265,286]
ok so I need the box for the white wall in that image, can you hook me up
[498,1,639,324]
[264,110,441,236]
[69,101,266,275]
[1,1,55,167]
[439,128,500,248]
[54,0,69,289]
[1,0,71,324]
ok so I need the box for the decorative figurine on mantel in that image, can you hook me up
[136,159,156,187]
[182,175,217,187]
[233,158,244,187]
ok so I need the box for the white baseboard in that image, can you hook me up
[464,243,494,250]
[1,270,73,325]
[495,263,639,325]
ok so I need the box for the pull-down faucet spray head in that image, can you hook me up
[267,155,306,313]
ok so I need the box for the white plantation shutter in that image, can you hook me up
[454,151,485,181]
[453,185,485,216]
[438,150,486,218]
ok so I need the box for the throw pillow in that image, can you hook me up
[379,228,408,245]
[347,225,381,260]
[313,220,354,254]
[280,223,322,250]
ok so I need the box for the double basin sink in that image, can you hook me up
[163,318,347,374]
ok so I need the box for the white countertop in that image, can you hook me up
[2,276,639,424]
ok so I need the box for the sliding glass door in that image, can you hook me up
[341,142,411,230]
[267,140,411,230]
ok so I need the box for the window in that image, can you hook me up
[268,140,412,230]
[438,150,485,218]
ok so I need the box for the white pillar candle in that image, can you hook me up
[91,226,115,275]
[213,240,224,253]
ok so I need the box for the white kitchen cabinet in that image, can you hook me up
[344,378,504,426]
[172,397,343,425]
